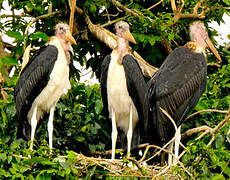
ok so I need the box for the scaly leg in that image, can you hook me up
[30,105,38,150]
[127,105,133,158]
[167,142,173,166]
[48,105,55,151]
[173,125,181,164]
[111,108,117,160]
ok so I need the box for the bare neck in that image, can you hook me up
[50,36,72,65]
[117,36,129,64]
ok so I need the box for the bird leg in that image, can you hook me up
[111,108,117,160]
[173,125,181,164]
[167,142,173,165]
[48,105,55,152]
[30,105,38,150]
[127,105,133,158]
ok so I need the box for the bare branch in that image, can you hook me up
[171,0,209,26]
[185,109,228,122]
[108,0,155,25]
[181,125,212,139]
[69,0,77,34]
[193,0,206,14]
[147,0,164,10]
[171,0,177,13]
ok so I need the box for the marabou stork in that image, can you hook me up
[100,21,147,159]
[145,21,221,164]
[14,23,76,150]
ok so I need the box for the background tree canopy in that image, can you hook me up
[0,0,230,179]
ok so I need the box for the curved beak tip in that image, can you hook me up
[124,30,136,44]
[206,37,221,62]
[65,31,77,45]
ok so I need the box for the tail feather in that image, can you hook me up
[15,114,31,141]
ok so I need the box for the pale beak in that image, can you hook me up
[64,30,77,45]
[205,37,221,62]
[123,30,136,44]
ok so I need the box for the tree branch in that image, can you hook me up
[69,0,77,34]
[171,0,177,13]
[185,109,228,122]
[171,0,209,26]
[148,0,164,10]
[108,0,155,25]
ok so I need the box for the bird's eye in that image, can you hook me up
[119,26,122,29]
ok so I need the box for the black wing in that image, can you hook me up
[147,47,207,145]
[99,55,111,118]
[14,45,58,140]
[123,54,147,147]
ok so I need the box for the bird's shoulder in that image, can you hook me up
[15,45,58,95]
[153,46,206,98]
[20,45,58,75]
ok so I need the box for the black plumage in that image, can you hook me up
[100,54,147,148]
[15,45,58,139]
[100,21,147,159]
[145,47,207,146]
[145,21,221,165]
[14,23,76,150]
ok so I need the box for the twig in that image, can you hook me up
[139,144,193,178]
[0,14,32,18]
[207,62,221,68]
[207,114,230,146]
[182,125,212,139]
[108,0,155,25]
[101,15,130,28]
[93,143,149,156]
[170,0,209,26]
[10,154,30,159]
[185,109,228,122]
[193,0,206,14]
[147,0,164,10]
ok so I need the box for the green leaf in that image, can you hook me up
[215,135,225,149]
[0,153,7,161]
[0,56,18,66]
[210,174,225,180]
[219,161,230,176]
[30,32,49,42]
[6,31,24,41]
[223,83,230,88]
[148,36,155,46]
[24,157,56,166]
[76,136,85,142]
[94,99,103,115]
[0,168,11,177]
[223,0,230,6]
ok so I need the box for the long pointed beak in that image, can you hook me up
[123,30,136,44]
[205,37,221,62]
[64,30,77,45]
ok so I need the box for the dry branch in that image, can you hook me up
[148,0,164,10]
[69,0,77,34]
[171,0,209,25]
[185,109,228,122]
